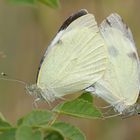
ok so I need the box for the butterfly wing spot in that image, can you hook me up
[127,52,137,60]
[106,19,111,26]
[108,46,119,57]
[58,39,63,45]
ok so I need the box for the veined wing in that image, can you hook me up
[93,13,139,112]
[37,10,108,97]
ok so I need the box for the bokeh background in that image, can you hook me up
[0,0,140,140]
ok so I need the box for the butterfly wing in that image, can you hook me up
[37,10,108,99]
[36,9,88,81]
[91,13,139,112]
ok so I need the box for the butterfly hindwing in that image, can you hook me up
[91,13,139,113]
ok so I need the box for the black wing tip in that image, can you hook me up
[106,13,125,26]
[106,13,130,30]
[100,12,136,46]
[101,12,126,29]
[58,9,89,31]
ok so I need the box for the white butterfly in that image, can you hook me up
[86,13,140,117]
[26,9,108,102]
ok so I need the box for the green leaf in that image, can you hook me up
[53,99,102,119]
[44,131,64,140]
[33,131,42,140]
[18,110,53,127]
[7,0,37,5]
[17,118,24,126]
[50,122,85,140]
[39,0,60,8]
[16,126,42,140]
[0,112,6,121]
[78,92,93,103]
[0,113,12,130]
[0,128,16,140]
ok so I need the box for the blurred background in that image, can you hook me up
[0,0,140,140]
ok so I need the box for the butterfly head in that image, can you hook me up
[25,84,43,99]
[25,84,57,103]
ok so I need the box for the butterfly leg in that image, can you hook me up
[97,104,113,109]
[33,98,41,108]
[103,113,121,119]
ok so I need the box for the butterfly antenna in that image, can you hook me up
[102,113,121,119]
[0,72,26,86]
[97,104,113,109]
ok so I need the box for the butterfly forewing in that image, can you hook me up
[37,11,108,98]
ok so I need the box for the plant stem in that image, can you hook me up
[48,112,59,126]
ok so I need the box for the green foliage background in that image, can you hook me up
[0,92,102,140]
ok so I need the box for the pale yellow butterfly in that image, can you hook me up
[26,9,108,103]
[86,13,140,117]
